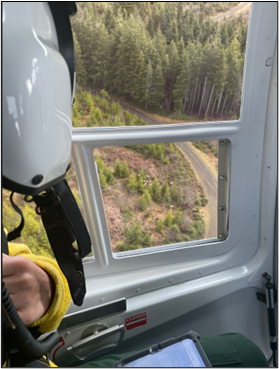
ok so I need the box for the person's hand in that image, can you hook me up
[2,253,54,325]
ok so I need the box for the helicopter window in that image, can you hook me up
[71,2,251,126]
[94,141,219,254]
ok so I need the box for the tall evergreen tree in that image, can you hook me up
[173,50,190,112]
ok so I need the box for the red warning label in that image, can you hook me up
[125,312,147,331]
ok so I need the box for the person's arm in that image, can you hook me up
[4,243,71,333]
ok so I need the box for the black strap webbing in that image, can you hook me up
[33,180,91,306]
[7,193,25,242]
[2,227,9,255]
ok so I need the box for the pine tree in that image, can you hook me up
[136,176,145,193]
[155,219,164,233]
[139,169,146,180]
[127,172,138,192]
[173,209,183,225]
[164,209,173,227]
[161,180,169,198]
[99,170,107,189]
[151,177,159,196]
[149,64,165,108]
[95,108,103,121]
[121,161,130,178]
[170,183,178,202]
[132,51,147,104]
[73,31,87,86]
[138,190,152,211]
[144,60,153,109]
[114,160,122,178]
[163,185,170,204]
[143,231,152,246]
[173,50,190,112]
[103,165,114,184]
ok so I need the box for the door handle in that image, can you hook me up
[67,324,125,361]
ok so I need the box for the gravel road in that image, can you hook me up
[211,2,251,22]
[119,104,218,239]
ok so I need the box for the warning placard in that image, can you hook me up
[125,312,147,331]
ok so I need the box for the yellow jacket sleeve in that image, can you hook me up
[8,242,71,334]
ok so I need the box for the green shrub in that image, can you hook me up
[139,169,146,180]
[170,183,178,202]
[138,190,152,211]
[111,102,122,115]
[99,170,107,189]
[144,211,151,218]
[95,156,104,171]
[153,187,162,203]
[164,209,173,227]
[173,210,183,226]
[143,231,152,246]
[194,198,201,206]
[127,172,138,192]
[95,107,103,121]
[100,89,110,101]
[120,161,130,178]
[103,166,114,184]
[167,224,181,242]
[162,186,170,204]
[117,243,141,252]
[100,98,110,113]
[151,178,159,197]
[163,156,170,165]
[177,190,184,204]
[136,176,145,193]
[124,221,144,245]
[114,160,122,178]
[201,198,208,206]
[155,219,164,233]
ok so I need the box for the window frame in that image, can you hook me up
[69,2,277,310]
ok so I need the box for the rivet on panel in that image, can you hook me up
[219,175,224,180]
[218,234,224,239]
[136,288,140,293]
[267,166,271,169]
[65,331,70,338]
[219,206,224,211]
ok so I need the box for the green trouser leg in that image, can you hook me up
[79,333,269,368]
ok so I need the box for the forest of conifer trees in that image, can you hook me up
[71,2,249,119]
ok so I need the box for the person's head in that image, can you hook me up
[3,2,76,196]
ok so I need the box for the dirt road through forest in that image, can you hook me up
[211,2,251,22]
[119,104,218,239]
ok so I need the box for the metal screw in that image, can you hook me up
[219,141,225,146]
[219,206,224,211]
[76,271,83,279]
[219,175,224,180]
[218,234,224,239]
[65,331,70,337]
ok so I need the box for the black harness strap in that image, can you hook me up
[32,180,91,306]
[7,193,25,242]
